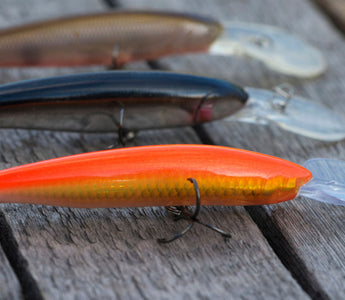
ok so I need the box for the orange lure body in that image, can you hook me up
[0,145,312,208]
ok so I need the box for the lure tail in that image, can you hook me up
[299,159,345,206]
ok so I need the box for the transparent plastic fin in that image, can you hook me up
[209,22,326,77]
[228,86,345,141]
[299,159,345,206]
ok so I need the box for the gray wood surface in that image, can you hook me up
[0,226,22,300]
[0,0,344,299]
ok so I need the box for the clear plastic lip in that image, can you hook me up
[300,159,345,206]
[209,22,326,78]
[228,87,345,142]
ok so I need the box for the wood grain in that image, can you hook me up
[0,224,22,300]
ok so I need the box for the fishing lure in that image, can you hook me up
[0,71,247,144]
[0,11,325,77]
[0,71,344,142]
[0,145,342,242]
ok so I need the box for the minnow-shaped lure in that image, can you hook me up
[1,145,343,242]
[0,144,342,208]
[0,71,247,134]
[1,71,344,142]
[0,144,314,207]
[0,11,325,77]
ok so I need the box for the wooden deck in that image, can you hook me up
[0,0,344,299]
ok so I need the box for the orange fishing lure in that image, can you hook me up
[0,145,312,208]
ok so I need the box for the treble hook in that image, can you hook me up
[158,178,231,243]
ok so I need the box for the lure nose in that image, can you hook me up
[296,166,313,189]
[214,149,314,206]
[267,162,313,204]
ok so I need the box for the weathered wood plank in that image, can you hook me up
[0,0,311,299]
[120,0,345,298]
[0,221,22,300]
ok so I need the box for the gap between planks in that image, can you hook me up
[0,211,44,300]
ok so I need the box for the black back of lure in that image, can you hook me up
[0,71,248,133]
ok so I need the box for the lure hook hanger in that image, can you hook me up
[270,83,294,112]
[158,178,231,244]
[116,107,136,146]
[117,108,127,146]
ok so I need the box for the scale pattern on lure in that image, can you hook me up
[0,145,312,208]
[0,11,221,67]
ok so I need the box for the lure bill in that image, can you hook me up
[0,145,313,208]
[0,11,325,77]
[300,159,345,206]
[209,22,326,78]
[233,86,345,142]
[0,71,344,142]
